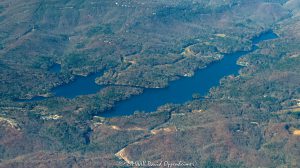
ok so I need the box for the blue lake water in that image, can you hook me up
[52,71,103,99]
[50,64,104,98]
[17,31,278,118]
[16,65,103,101]
[101,31,278,117]
[252,30,278,44]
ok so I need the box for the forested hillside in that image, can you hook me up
[0,0,299,167]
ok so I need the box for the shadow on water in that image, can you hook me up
[49,63,61,73]
[101,30,278,117]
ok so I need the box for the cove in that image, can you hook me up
[52,71,103,99]
[101,31,278,117]
[16,66,104,101]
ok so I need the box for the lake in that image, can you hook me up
[101,31,278,117]
[17,31,278,118]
